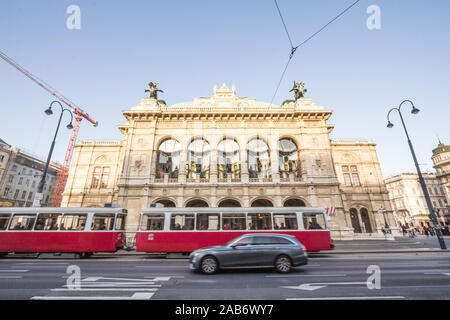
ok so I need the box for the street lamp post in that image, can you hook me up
[33,101,73,207]
[387,100,447,249]
[379,206,390,231]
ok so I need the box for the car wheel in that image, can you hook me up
[201,256,218,274]
[275,255,292,273]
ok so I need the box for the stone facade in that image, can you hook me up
[432,141,450,222]
[0,139,61,207]
[61,84,398,239]
[385,173,449,227]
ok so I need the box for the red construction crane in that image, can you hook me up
[0,50,98,207]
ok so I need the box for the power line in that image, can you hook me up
[274,0,294,49]
[292,0,361,52]
[271,0,362,104]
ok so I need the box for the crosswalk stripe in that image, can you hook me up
[52,288,158,292]
[32,292,155,300]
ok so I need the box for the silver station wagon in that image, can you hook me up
[189,233,308,274]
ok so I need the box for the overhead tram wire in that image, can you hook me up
[274,0,294,49]
[270,0,362,104]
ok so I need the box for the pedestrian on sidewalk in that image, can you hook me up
[424,227,429,237]
[401,225,407,236]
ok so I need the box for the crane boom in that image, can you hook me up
[0,50,98,126]
[0,50,98,207]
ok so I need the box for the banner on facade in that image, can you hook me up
[325,207,336,217]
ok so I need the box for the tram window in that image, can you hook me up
[35,214,62,230]
[8,215,36,231]
[115,214,126,230]
[170,214,195,230]
[0,214,11,230]
[196,214,220,230]
[273,214,298,230]
[247,213,272,230]
[303,213,326,230]
[91,214,115,231]
[141,215,164,231]
[60,214,87,231]
[222,214,246,230]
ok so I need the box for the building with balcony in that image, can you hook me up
[432,141,450,222]
[0,140,62,207]
[385,173,448,227]
[61,83,398,238]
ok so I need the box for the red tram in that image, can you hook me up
[0,207,127,255]
[136,207,334,253]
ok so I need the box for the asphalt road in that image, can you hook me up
[0,252,449,300]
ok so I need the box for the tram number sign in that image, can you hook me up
[148,234,154,241]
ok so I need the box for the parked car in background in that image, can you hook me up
[189,233,308,274]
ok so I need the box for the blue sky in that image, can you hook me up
[0,0,449,178]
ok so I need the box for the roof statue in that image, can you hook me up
[145,82,164,99]
[290,81,307,101]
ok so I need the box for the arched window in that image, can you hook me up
[91,167,110,189]
[247,138,271,179]
[218,199,241,207]
[283,198,305,207]
[156,139,180,179]
[278,138,300,178]
[186,199,209,207]
[217,138,240,179]
[186,138,210,180]
[360,208,372,233]
[153,199,176,208]
[251,198,274,207]
[349,208,362,233]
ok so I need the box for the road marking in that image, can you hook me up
[283,282,367,291]
[62,283,161,288]
[287,296,405,300]
[0,276,23,279]
[0,270,29,272]
[424,272,450,276]
[31,276,173,300]
[31,292,155,300]
[81,276,170,282]
[17,262,69,265]
[52,288,158,292]
[267,274,346,278]
[144,275,185,279]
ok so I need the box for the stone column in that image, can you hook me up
[179,149,186,184]
[269,141,280,183]
[241,148,249,183]
[149,149,158,183]
[210,149,217,183]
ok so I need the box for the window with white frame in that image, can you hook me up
[342,165,361,187]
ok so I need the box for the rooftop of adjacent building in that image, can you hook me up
[385,172,439,183]
[0,138,62,170]
[432,140,449,155]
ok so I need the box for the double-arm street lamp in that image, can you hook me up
[386,100,447,249]
[32,101,73,207]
